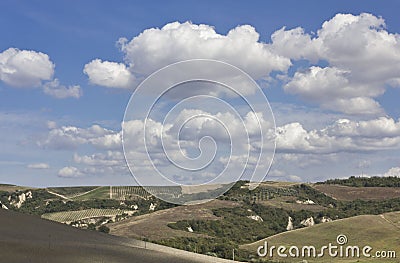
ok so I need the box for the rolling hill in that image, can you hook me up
[241,211,400,262]
[0,209,236,263]
[108,199,239,240]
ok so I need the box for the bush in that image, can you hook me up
[98,225,110,233]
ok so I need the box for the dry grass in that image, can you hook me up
[313,184,400,201]
[241,211,400,262]
[0,184,35,192]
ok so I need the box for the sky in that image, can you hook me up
[1,0,400,187]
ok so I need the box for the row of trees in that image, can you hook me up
[322,176,400,187]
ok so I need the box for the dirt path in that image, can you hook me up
[69,186,102,199]
[47,190,72,200]
[380,214,400,230]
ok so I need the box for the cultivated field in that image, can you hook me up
[41,208,131,223]
[51,186,176,201]
[110,186,151,200]
[313,184,400,201]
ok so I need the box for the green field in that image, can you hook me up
[241,212,400,262]
[41,208,130,223]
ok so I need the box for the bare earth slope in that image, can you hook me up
[0,209,234,263]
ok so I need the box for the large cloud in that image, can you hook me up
[284,66,384,115]
[38,124,121,150]
[84,22,292,88]
[273,13,400,115]
[0,48,54,87]
[0,47,81,99]
[119,22,291,78]
[83,15,400,116]
[42,114,400,182]
[326,117,400,138]
[276,117,400,153]
[42,116,400,156]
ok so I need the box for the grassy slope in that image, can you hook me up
[241,212,400,262]
[0,184,35,192]
[71,186,110,201]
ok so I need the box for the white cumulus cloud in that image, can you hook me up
[0,47,81,99]
[284,66,384,115]
[83,59,135,89]
[38,124,118,150]
[118,22,291,79]
[84,22,291,89]
[0,48,54,87]
[276,117,400,154]
[273,13,400,115]
[58,166,83,178]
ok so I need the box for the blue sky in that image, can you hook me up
[1,1,400,187]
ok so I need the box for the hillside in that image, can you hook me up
[241,211,400,262]
[108,199,239,240]
[0,209,235,263]
[313,184,400,201]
